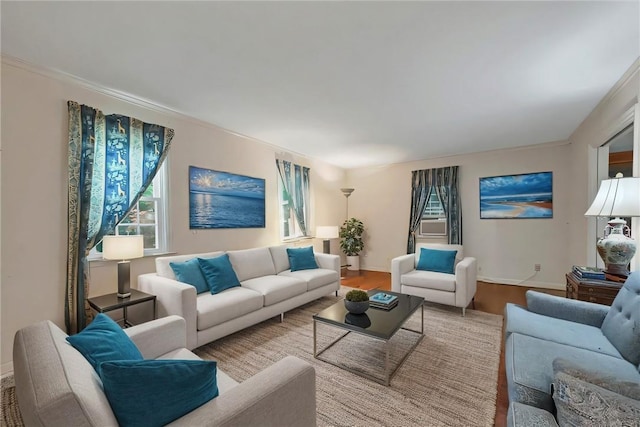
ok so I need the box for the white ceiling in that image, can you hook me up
[2,1,638,169]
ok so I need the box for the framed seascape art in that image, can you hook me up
[479,171,553,219]
[189,166,265,229]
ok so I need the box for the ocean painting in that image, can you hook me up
[480,172,553,219]
[189,166,265,229]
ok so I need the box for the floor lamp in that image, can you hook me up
[341,188,354,218]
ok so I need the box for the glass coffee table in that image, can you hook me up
[313,290,424,386]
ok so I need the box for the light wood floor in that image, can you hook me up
[340,269,564,427]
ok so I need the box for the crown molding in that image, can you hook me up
[581,57,640,134]
[1,54,313,163]
[600,57,640,107]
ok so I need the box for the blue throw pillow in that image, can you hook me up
[287,246,319,272]
[170,258,209,294]
[66,313,143,376]
[416,248,457,274]
[198,254,241,294]
[100,359,219,427]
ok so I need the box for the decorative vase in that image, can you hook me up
[347,255,360,271]
[344,299,369,314]
[596,218,636,276]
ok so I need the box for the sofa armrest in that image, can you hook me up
[315,252,340,275]
[391,254,415,293]
[138,273,198,349]
[526,290,609,327]
[168,356,316,427]
[508,402,558,427]
[125,315,187,359]
[454,257,477,308]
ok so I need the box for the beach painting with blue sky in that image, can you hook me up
[480,172,553,219]
[189,166,265,229]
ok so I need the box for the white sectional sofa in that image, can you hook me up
[138,245,340,349]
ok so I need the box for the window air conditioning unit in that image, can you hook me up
[420,218,448,237]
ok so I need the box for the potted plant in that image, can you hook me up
[339,217,364,271]
[344,289,369,314]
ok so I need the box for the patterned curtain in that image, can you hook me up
[433,166,462,245]
[407,170,433,253]
[276,159,310,236]
[66,101,174,333]
[407,166,462,253]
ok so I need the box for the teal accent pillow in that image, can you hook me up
[66,313,143,376]
[287,246,318,272]
[170,258,209,294]
[198,254,241,294]
[100,359,219,427]
[416,248,457,274]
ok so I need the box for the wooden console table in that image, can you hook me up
[565,272,623,306]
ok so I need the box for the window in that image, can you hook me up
[276,160,310,240]
[90,162,169,259]
[279,182,301,239]
[278,177,309,240]
[422,189,445,218]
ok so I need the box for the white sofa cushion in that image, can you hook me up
[196,287,263,330]
[280,268,340,291]
[227,247,276,282]
[241,275,307,306]
[401,270,456,292]
[156,252,224,280]
[269,245,291,274]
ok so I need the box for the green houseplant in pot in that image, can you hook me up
[344,289,369,314]
[340,218,364,271]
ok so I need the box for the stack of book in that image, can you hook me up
[572,265,606,280]
[369,292,399,310]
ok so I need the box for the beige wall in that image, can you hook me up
[567,60,640,270]
[346,141,572,287]
[2,57,638,375]
[0,59,346,373]
[344,59,639,286]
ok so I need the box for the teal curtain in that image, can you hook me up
[276,159,310,236]
[66,101,174,333]
[407,166,462,253]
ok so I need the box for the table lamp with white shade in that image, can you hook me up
[316,226,339,254]
[102,235,144,298]
[584,174,640,277]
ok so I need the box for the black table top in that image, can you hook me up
[313,290,424,340]
[88,289,155,312]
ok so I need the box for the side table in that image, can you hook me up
[88,289,156,327]
[565,272,623,306]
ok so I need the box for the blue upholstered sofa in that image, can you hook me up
[504,272,640,426]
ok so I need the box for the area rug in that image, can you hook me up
[0,289,502,427]
[194,290,503,427]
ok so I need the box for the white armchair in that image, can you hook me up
[391,243,477,316]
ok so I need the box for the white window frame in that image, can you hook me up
[277,174,309,241]
[89,161,169,259]
[422,189,446,218]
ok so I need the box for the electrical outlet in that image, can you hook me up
[534,264,541,272]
